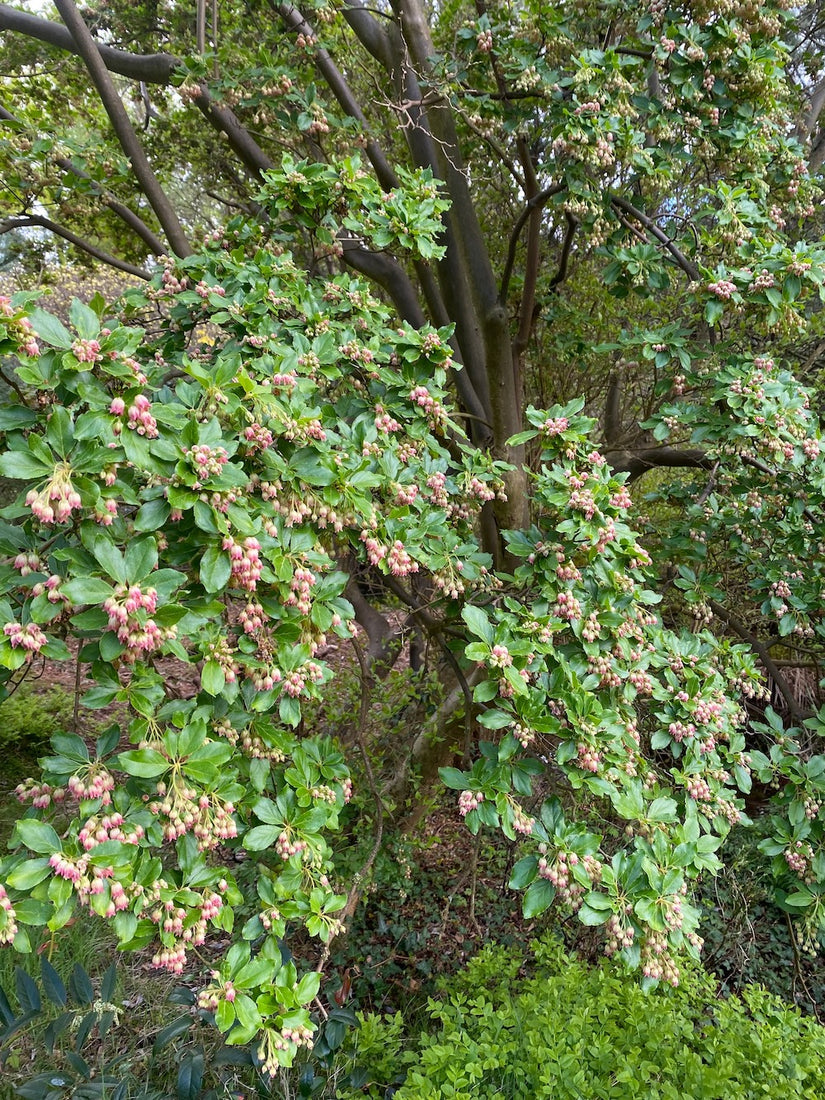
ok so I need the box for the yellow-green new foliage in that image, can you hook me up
[342,937,825,1099]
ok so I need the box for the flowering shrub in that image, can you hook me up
[0,163,504,1068]
[2,142,825,1068]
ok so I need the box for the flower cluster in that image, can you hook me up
[536,845,602,910]
[185,444,229,480]
[223,536,263,590]
[148,779,237,850]
[458,790,484,816]
[0,885,18,944]
[26,464,82,524]
[103,583,172,661]
[286,566,316,615]
[79,811,144,851]
[3,620,48,657]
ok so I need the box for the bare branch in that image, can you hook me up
[610,195,701,282]
[53,0,191,257]
[603,373,622,448]
[548,213,579,292]
[0,6,274,181]
[0,3,179,83]
[0,215,151,278]
[708,599,813,723]
[343,0,394,70]
[276,1,400,193]
[499,184,566,304]
[604,445,714,481]
[339,236,427,326]
[0,101,166,255]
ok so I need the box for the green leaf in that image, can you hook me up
[201,661,226,696]
[46,407,74,459]
[439,767,467,790]
[134,498,171,532]
[6,858,52,890]
[252,798,281,824]
[243,825,280,851]
[783,890,813,909]
[13,898,52,925]
[153,1014,193,1055]
[41,958,67,1007]
[88,533,127,584]
[30,309,73,349]
[13,819,61,855]
[522,878,555,919]
[115,748,169,778]
[69,299,100,341]
[113,911,138,944]
[101,961,117,1003]
[69,964,94,1006]
[462,604,494,643]
[200,544,231,592]
[509,855,538,890]
[506,429,540,446]
[477,709,513,730]
[176,1050,204,1100]
[295,971,321,1003]
[15,967,41,1013]
[647,797,677,822]
[61,577,114,604]
[125,538,158,582]
[578,903,611,926]
[734,764,752,794]
[279,695,301,726]
[0,450,52,480]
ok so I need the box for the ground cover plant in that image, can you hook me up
[2,0,825,1084]
[337,935,825,1099]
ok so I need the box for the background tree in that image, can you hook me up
[1,0,825,1070]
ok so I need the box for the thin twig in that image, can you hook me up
[316,636,385,974]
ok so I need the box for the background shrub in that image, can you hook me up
[341,937,825,1100]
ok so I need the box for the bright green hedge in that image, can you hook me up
[342,937,825,1099]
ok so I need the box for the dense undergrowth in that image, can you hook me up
[1,683,825,1099]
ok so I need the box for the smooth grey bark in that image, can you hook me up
[52,0,192,258]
